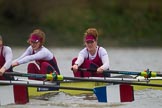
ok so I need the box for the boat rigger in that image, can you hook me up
[1,69,162,105]
[0,79,134,105]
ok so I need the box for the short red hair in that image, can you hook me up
[27,29,45,45]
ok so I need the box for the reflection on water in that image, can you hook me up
[3,47,162,108]
[119,89,162,108]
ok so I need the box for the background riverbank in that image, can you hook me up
[0,0,162,47]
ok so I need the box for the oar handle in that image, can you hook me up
[4,72,24,76]
[78,68,96,72]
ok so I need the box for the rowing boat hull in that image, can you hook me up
[28,79,162,97]
[134,79,162,90]
[28,81,106,97]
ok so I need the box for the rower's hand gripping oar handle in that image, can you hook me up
[78,68,96,72]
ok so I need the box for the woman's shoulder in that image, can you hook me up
[98,46,108,53]
[40,46,52,54]
[25,46,33,51]
[98,46,105,50]
[80,47,87,53]
[2,46,12,53]
[41,46,50,51]
[3,46,12,50]
[81,47,87,51]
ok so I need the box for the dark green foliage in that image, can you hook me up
[0,0,162,47]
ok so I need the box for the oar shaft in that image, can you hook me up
[79,68,162,77]
[104,70,162,77]
[0,80,92,91]
[4,72,162,87]
[104,70,141,75]
[61,76,162,87]
[156,73,162,77]
[4,72,45,78]
[5,72,59,81]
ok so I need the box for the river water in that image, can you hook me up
[1,47,162,108]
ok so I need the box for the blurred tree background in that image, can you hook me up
[0,0,162,47]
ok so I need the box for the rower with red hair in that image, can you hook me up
[12,29,60,81]
[71,28,110,77]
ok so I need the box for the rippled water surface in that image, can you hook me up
[1,47,162,108]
